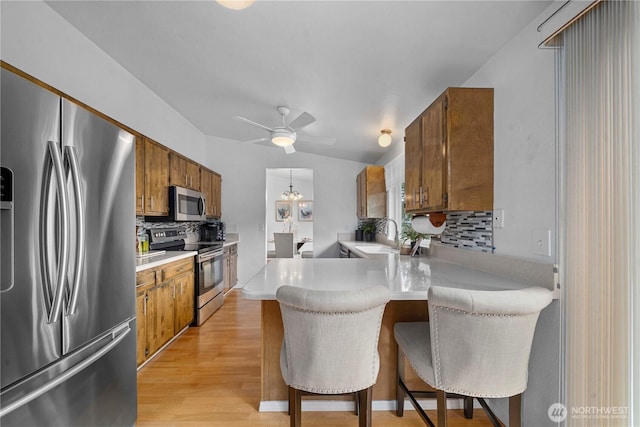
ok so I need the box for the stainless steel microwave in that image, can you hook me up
[169,186,206,221]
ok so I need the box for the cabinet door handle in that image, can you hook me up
[149,196,154,209]
[425,187,429,205]
[413,189,418,207]
[139,194,144,211]
[144,294,148,315]
[419,187,424,205]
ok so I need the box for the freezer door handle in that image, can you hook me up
[64,146,85,315]
[0,322,131,418]
[41,141,70,324]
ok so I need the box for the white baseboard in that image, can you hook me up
[258,398,481,412]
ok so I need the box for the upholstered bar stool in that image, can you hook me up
[276,285,391,427]
[394,285,553,427]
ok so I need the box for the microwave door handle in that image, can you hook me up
[199,196,206,217]
[64,146,84,315]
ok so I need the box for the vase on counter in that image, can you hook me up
[355,229,364,241]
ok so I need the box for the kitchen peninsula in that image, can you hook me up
[242,244,556,410]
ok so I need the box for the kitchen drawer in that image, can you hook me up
[136,269,157,288]
[160,257,194,281]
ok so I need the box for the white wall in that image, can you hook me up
[463,11,557,263]
[203,136,367,284]
[0,1,205,162]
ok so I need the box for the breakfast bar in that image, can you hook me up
[242,248,555,410]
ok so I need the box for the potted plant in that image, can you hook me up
[361,222,377,242]
[400,224,427,256]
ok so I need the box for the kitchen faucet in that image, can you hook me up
[384,218,400,250]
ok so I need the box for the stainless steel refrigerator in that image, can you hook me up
[0,68,137,425]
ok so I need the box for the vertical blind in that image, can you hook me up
[558,1,639,425]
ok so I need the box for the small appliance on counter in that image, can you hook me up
[200,220,225,242]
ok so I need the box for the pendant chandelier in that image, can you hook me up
[281,169,303,201]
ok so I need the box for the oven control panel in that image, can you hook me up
[149,227,187,244]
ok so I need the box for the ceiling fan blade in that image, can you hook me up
[288,112,315,130]
[233,116,274,132]
[241,137,270,144]
[297,135,336,145]
[283,144,296,155]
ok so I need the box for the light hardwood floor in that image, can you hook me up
[136,289,495,426]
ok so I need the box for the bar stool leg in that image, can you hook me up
[509,393,522,427]
[436,389,448,427]
[464,396,474,419]
[289,387,301,427]
[396,346,405,416]
[358,386,372,427]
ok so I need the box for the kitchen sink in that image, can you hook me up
[354,244,398,254]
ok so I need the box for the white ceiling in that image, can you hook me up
[46,0,551,164]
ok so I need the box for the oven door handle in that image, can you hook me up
[197,250,223,263]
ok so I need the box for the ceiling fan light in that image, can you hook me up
[271,130,296,147]
[216,0,255,10]
[272,136,293,146]
[378,129,392,147]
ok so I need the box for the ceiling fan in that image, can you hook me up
[234,106,335,154]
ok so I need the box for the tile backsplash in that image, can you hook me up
[136,217,203,242]
[356,211,493,253]
[440,210,493,253]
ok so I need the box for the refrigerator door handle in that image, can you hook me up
[44,141,70,324]
[64,146,84,315]
[0,322,131,418]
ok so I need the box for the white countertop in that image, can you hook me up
[135,238,238,273]
[135,251,197,272]
[241,254,537,301]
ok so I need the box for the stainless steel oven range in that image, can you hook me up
[148,227,224,326]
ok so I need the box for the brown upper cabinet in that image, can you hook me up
[211,172,222,218]
[357,165,387,219]
[136,137,170,216]
[169,152,200,191]
[136,136,221,217]
[200,167,222,218]
[404,87,493,213]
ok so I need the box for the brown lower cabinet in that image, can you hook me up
[223,244,238,293]
[136,257,195,367]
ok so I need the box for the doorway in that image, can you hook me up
[265,168,314,260]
